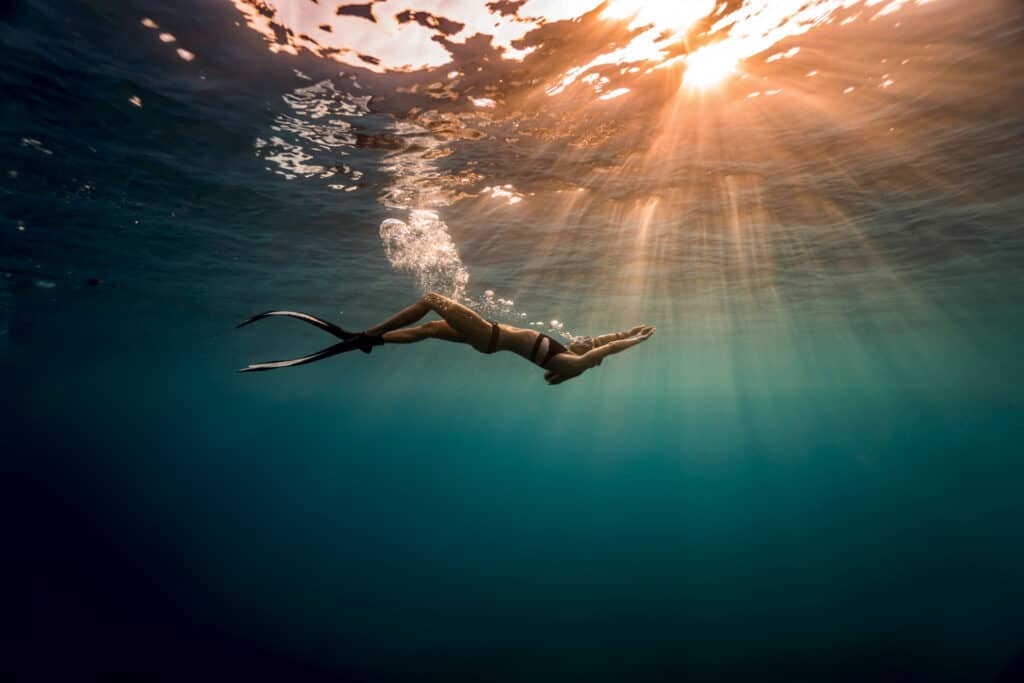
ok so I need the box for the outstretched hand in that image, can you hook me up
[630,325,656,340]
[610,325,655,352]
[576,324,656,372]
[627,324,656,338]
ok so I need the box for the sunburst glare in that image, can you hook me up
[683,43,741,89]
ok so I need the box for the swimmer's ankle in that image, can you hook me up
[356,331,385,354]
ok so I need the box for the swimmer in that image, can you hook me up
[237,291,654,385]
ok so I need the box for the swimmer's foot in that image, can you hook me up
[354,332,386,354]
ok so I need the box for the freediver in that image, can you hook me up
[237,291,655,385]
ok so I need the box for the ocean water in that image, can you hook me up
[3,0,1024,680]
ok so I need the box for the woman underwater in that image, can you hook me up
[238,291,655,385]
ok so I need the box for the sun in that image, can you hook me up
[683,43,741,89]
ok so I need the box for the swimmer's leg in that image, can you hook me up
[363,295,435,335]
[239,320,467,372]
[237,307,473,371]
[382,321,467,344]
[365,292,491,350]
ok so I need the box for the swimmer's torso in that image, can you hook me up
[492,323,572,369]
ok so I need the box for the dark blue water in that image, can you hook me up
[3,0,1024,680]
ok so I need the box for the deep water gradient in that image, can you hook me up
[3,1,1024,681]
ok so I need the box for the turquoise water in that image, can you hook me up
[3,0,1024,680]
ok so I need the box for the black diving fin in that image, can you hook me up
[236,310,383,372]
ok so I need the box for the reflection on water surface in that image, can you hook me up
[214,0,1019,337]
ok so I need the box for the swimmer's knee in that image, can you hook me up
[423,291,450,309]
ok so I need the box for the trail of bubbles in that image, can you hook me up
[379,210,469,300]
[376,116,573,335]
[378,211,574,339]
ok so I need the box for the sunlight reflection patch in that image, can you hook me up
[684,44,740,89]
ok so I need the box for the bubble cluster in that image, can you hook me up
[379,210,469,300]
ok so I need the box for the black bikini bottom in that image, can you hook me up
[484,320,500,354]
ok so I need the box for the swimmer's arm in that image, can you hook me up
[593,326,645,348]
[581,329,654,366]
